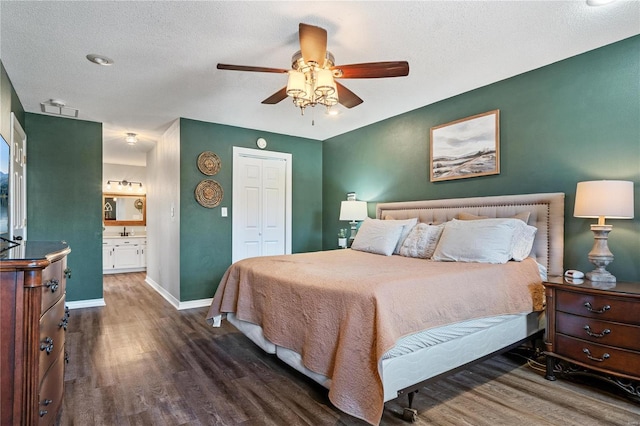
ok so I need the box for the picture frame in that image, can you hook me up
[430,109,500,182]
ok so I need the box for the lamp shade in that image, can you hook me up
[286,71,306,97]
[574,180,634,219]
[339,200,368,221]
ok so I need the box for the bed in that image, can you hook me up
[207,192,565,425]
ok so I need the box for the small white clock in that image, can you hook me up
[256,137,267,149]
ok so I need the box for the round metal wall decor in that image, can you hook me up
[195,179,223,208]
[197,151,221,176]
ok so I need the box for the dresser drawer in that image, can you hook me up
[555,334,640,379]
[39,296,66,383]
[556,311,640,351]
[556,290,640,325]
[41,258,66,313]
[38,352,64,426]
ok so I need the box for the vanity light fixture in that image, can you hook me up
[125,133,138,145]
[106,179,144,192]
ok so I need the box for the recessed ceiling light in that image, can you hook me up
[586,0,616,6]
[86,54,114,66]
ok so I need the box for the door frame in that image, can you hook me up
[9,112,27,241]
[232,146,292,263]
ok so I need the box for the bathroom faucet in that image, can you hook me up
[121,226,128,237]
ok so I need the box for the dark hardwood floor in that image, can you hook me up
[60,272,640,425]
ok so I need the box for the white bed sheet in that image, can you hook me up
[226,310,545,402]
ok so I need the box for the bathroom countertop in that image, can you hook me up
[103,234,147,239]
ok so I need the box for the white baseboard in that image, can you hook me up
[177,298,213,310]
[66,298,106,309]
[144,276,213,310]
[144,276,180,309]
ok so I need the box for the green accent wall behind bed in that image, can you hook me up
[322,35,640,281]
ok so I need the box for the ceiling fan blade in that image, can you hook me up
[332,61,409,79]
[299,23,327,65]
[336,82,363,109]
[217,64,289,74]
[261,87,288,105]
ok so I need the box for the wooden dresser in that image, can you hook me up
[544,276,640,398]
[1,241,71,425]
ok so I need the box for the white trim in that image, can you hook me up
[144,275,180,309]
[232,146,292,263]
[144,276,213,310]
[177,298,213,310]
[66,298,106,309]
[103,267,146,275]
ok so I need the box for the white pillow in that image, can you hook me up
[383,217,418,254]
[399,223,444,259]
[432,218,520,264]
[351,218,405,256]
[511,223,537,261]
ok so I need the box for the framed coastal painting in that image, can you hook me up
[430,110,500,182]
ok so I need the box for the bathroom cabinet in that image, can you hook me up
[102,236,146,273]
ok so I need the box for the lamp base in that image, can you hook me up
[586,224,616,283]
[586,270,616,283]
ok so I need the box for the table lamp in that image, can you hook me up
[339,192,368,246]
[574,180,634,282]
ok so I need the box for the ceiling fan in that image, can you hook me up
[217,23,409,114]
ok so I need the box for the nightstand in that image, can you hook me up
[543,277,640,399]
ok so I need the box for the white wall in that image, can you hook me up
[145,119,180,302]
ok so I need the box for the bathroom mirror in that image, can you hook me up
[103,193,146,226]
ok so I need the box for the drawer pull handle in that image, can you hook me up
[582,348,610,362]
[59,307,70,330]
[583,302,610,314]
[42,399,53,406]
[583,325,611,338]
[39,410,48,418]
[40,337,54,354]
[64,267,72,279]
[59,316,69,330]
[45,278,59,293]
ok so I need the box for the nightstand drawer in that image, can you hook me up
[556,290,639,325]
[556,311,640,351]
[555,334,640,379]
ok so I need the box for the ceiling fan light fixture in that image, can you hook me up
[315,69,336,97]
[286,71,307,97]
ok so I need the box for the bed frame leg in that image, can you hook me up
[402,390,418,422]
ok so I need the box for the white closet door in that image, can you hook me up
[232,147,291,263]
[235,155,263,261]
[261,159,286,256]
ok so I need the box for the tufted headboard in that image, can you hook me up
[376,193,565,277]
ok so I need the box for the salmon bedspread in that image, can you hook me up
[206,249,544,425]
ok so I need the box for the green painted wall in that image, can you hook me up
[25,113,103,301]
[323,36,640,281]
[179,118,323,300]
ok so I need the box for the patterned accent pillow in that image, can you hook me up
[382,217,419,254]
[399,223,445,259]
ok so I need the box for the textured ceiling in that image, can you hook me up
[1,1,639,166]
